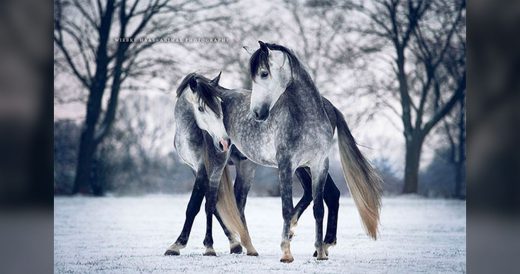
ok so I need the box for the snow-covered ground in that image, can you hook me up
[54,195,466,273]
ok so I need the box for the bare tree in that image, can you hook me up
[440,98,465,198]
[54,0,232,195]
[437,37,466,198]
[349,0,466,193]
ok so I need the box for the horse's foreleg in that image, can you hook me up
[203,179,219,256]
[278,160,295,263]
[234,159,256,224]
[165,169,207,256]
[311,158,329,260]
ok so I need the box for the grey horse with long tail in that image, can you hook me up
[164,73,258,256]
[186,42,383,262]
[172,72,344,258]
[166,72,341,257]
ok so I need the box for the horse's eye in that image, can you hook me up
[260,71,269,79]
[198,106,204,112]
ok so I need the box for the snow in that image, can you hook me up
[54,195,466,273]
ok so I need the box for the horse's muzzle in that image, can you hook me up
[252,105,269,121]
[218,138,231,152]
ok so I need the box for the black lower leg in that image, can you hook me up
[233,160,255,224]
[174,176,206,246]
[233,178,249,225]
[293,167,313,222]
[323,174,340,245]
[215,212,242,254]
[313,191,325,254]
[203,184,218,256]
[215,212,233,239]
[312,161,328,260]
[165,172,206,256]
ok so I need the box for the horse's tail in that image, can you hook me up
[216,165,257,254]
[334,107,382,240]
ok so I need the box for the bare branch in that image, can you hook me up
[423,71,466,133]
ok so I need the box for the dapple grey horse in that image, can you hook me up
[164,73,258,257]
[186,42,382,262]
[176,72,343,258]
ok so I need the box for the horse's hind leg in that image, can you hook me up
[313,174,340,257]
[323,175,340,246]
[165,169,206,256]
[293,168,340,256]
[291,167,313,237]
[310,158,329,260]
[215,213,242,254]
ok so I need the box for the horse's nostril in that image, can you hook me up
[219,142,224,151]
[253,110,260,119]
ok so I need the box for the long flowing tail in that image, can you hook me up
[216,165,258,254]
[334,107,383,240]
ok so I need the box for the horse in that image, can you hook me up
[186,42,383,262]
[164,73,258,257]
[180,72,343,258]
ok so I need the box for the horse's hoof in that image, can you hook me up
[247,251,259,256]
[316,255,329,261]
[203,251,217,256]
[230,244,243,254]
[204,246,217,256]
[164,249,180,256]
[313,249,329,257]
[280,255,294,263]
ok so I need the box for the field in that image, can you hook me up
[54,195,466,273]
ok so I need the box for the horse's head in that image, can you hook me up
[178,72,230,152]
[248,41,292,121]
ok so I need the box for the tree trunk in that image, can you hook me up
[72,118,97,194]
[71,1,114,195]
[402,133,424,194]
[454,99,466,198]
[72,87,105,194]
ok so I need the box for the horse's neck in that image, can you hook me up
[289,80,325,112]
[174,95,198,133]
[219,88,248,108]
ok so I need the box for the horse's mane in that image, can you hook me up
[176,72,222,118]
[249,42,314,85]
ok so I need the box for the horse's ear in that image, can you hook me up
[210,71,221,85]
[189,77,197,92]
[258,41,268,52]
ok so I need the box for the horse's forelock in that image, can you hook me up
[250,43,310,83]
[177,73,221,117]
[195,80,222,118]
[249,47,270,80]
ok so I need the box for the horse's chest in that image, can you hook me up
[231,129,278,167]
